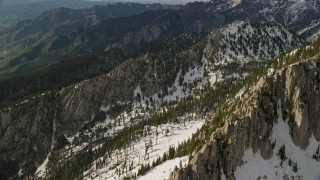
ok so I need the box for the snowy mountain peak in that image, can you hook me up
[187,0,320,38]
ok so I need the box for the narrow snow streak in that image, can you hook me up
[36,107,58,178]
[51,109,57,149]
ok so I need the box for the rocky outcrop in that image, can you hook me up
[169,59,320,180]
[0,92,56,178]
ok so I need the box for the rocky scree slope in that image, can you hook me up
[169,57,320,179]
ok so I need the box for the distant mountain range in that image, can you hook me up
[0,0,202,7]
[0,0,319,81]
[0,3,181,80]
[0,1,109,30]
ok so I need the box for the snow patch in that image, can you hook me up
[138,156,188,180]
[289,48,299,56]
[35,153,51,178]
[267,68,275,77]
[134,84,143,98]
[235,87,245,99]
[51,109,57,149]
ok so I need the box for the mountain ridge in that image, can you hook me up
[0,0,318,80]
[0,3,181,80]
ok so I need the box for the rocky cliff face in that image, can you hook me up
[0,92,56,179]
[169,58,320,179]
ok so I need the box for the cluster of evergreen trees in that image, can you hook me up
[136,146,176,176]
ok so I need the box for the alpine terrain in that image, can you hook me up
[0,0,319,180]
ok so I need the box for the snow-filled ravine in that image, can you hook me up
[234,100,320,180]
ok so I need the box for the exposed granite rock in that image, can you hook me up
[0,92,56,178]
[169,59,320,180]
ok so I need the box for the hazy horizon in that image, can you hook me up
[0,0,210,6]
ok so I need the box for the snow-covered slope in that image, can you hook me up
[84,118,205,179]
[204,21,302,86]
[209,21,299,64]
[138,156,188,180]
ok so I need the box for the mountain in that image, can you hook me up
[0,0,318,80]
[0,0,267,80]
[0,0,113,7]
[0,1,111,31]
[169,39,320,180]
[0,21,303,179]
[0,3,181,80]
[0,0,320,179]
[0,48,135,108]
[0,28,205,179]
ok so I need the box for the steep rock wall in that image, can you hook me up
[170,59,320,179]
